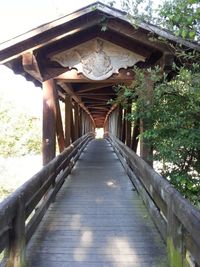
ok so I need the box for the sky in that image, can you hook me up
[0,0,99,43]
[0,0,98,115]
[0,0,162,115]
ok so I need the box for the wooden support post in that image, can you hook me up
[117,105,123,139]
[42,79,56,165]
[121,109,126,143]
[82,110,85,135]
[77,105,81,138]
[7,196,25,267]
[131,118,140,152]
[84,113,87,134]
[140,73,153,166]
[65,95,72,147]
[125,102,132,147]
[71,105,75,143]
[84,112,87,134]
[79,108,83,137]
[104,118,109,133]
[74,102,79,140]
[55,90,65,153]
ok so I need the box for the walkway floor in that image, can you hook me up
[27,139,168,267]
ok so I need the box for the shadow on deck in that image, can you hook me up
[26,139,167,267]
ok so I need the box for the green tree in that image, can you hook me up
[115,64,200,206]
[0,96,41,157]
[158,0,200,42]
[112,0,200,206]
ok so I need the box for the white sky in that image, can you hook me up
[0,0,98,116]
[0,0,162,115]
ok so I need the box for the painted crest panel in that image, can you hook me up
[51,38,145,80]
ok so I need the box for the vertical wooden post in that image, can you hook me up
[140,73,153,167]
[84,112,86,134]
[65,95,72,147]
[77,105,81,138]
[8,196,25,267]
[79,108,83,137]
[74,102,79,140]
[71,105,75,143]
[55,91,65,153]
[117,105,123,139]
[42,79,56,165]
[140,119,153,166]
[82,111,85,135]
[121,109,126,143]
[131,118,140,152]
[104,118,109,134]
[125,102,132,147]
[84,114,88,134]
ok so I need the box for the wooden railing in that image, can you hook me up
[0,133,93,267]
[106,133,200,267]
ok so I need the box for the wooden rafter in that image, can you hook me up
[77,93,116,96]
[107,20,171,53]
[55,69,134,83]
[99,29,152,58]
[86,103,110,107]
[0,17,100,64]
[58,82,95,126]
[74,83,114,93]
[82,100,110,103]
[81,96,110,101]
[22,52,43,81]
[88,106,109,110]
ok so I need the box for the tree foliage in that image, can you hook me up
[158,0,200,42]
[111,0,200,206]
[115,63,200,206]
[0,96,41,157]
[105,0,200,43]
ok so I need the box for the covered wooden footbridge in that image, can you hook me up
[0,2,200,267]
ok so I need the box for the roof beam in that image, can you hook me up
[58,82,95,125]
[55,68,134,83]
[22,52,43,81]
[74,83,114,93]
[107,20,171,53]
[86,103,109,107]
[0,17,100,64]
[82,96,110,101]
[88,106,109,110]
[99,29,152,58]
[77,93,116,96]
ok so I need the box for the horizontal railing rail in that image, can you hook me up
[106,132,200,267]
[0,132,94,267]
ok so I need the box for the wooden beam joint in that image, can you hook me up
[22,52,43,81]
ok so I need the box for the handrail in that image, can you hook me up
[106,132,200,267]
[0,132,94,267]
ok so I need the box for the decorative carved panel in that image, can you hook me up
[51,38,145,80]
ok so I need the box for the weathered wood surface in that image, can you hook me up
[64,95,72,147]
[42,79,57,165]
[0,134,92,267]
[26,139,167,267]
[107,133,200,267]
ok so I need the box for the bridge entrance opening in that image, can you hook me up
[95,127,104,139]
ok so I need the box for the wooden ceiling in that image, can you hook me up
[0,2,198,127]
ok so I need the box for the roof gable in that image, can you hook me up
[0,1,199,65]
[1,2,199,127]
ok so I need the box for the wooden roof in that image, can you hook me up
[0,2,199,127]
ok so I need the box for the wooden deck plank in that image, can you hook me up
[27,139,168,267]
